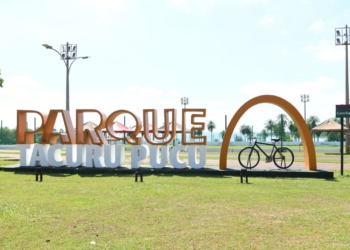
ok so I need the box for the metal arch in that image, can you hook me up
[219,95,317,171]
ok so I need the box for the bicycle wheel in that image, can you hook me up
[238,147,260,169]
[273,147,294,169]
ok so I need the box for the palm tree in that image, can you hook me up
[193,126,203,142]
[207,120,216,142]
[259,129,268,142]
[220,130,226,141]
[275,114,289,140]
[240,125,252,142]
[264,119,275,140]
[307,115,320,141]
[0,69,4,88]
[288,121,297,141]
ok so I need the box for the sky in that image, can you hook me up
[1,0,350,139]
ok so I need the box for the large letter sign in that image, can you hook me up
[16,95,317,171]
[16,109,207,169]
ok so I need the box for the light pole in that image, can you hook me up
[300,94,309,121]
[335,25,350,152]
[43,43,90,112]
[181,97,189,109]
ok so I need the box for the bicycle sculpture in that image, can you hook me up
[238,138,294,169]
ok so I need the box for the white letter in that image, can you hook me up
[150,145,169,169]
[169,144,187,169]
[29,144,50,167]
[86,145,105,168]
[17,144,33,167]
[48,144,66,167]
[131,145,149,169]
[66,144,86,168]
[104,144,125,168]
[188,145,206,169]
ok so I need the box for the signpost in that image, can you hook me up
[335,105,350,175]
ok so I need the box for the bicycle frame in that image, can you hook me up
[251,140,278,160]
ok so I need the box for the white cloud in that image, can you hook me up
[304,40,344,62]
[259,14,276,25]
[309,20,324,33]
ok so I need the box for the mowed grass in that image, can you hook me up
[1,171,350,249]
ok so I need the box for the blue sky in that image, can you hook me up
[0,0,349,138]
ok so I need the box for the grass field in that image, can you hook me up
[1,146,350,249]
[0,171,350,249]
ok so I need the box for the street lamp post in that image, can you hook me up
[181,97,189,109]
[43,43,90,111]
[300,94,309,121]
[335,25,350,152]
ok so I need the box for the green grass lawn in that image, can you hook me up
[1,171,350,249]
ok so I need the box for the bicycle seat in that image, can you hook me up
[271,139,280,142]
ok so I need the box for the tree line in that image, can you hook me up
[239,114,344,142]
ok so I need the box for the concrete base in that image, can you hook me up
[1,164,334,179]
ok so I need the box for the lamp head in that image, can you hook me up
[42,44,52,49]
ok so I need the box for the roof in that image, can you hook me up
[311,118,349,132]
[74,121,98,132]
[129,123,153,133]
[101,121,129,133]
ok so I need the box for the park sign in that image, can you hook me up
[16,109,208,169]
[336,105,350,118]
[15,95,319,171]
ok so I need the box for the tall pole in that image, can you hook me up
[66,42,70,111]
[42,43,89,112]
[346,25,349,153]
[335,25,350,153]
[301,94,309,121]
[181,97,189,109]
[0,120,2,145]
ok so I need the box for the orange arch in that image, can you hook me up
[219,95,317,170]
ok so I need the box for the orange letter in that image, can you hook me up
[16,110,47,144]
[106,110,142,145]
[182,109,206,145]
[75,109,107,145]
[40,110,75,144]
[143,109,177,145]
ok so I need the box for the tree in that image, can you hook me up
[275,114,289,140]
[288,121,297,141]
[234,134,243,141]
[193,126,203,142]
[264,119,275,141]
[240,124,252,142]
[220,130,226,141]
[0,69,4,87]
[259,129,268,142]
[326,118,344,142]
[207,120,216,142]
[307,115,320,141]
[0,127,16,144]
